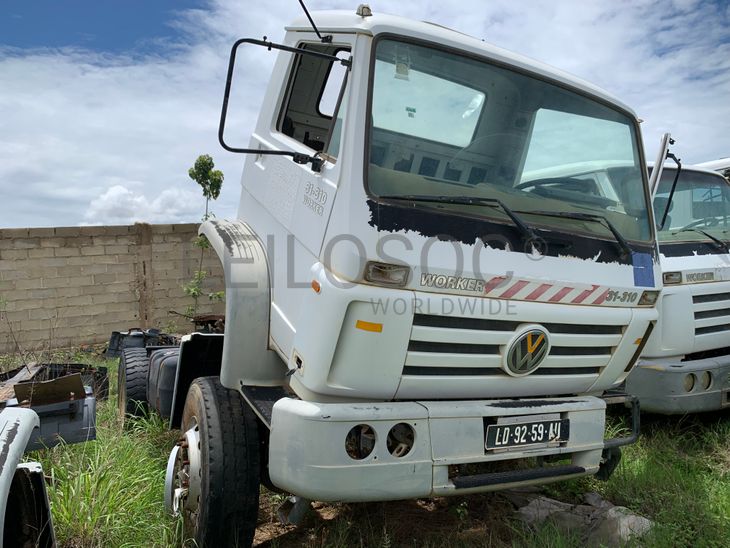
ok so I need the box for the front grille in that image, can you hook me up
[408,341,499,354]
[692,292,730,336]
[693,292,730,304]
[404,313,624,378]
[412,314,623,335]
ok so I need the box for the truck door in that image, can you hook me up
[239,34,354,356]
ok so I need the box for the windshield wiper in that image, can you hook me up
[672,228,729,253]
[376,194,538,242]
[520,210,632,260]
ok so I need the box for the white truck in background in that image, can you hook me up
[118,6,660,546]
[626,153,730,414]
[697,157,730,181]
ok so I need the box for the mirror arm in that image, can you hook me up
[658,152,682,230]
[218,37,351,172]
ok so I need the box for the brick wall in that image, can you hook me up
[0,223,224,355]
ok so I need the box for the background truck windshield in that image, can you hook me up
[655,168,730,243]
[367,38,652,243]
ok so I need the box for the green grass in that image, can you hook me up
[543,412,730,548]
[14,352,730,547]
[27,353,183,547]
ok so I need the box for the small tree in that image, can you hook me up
[184,154,225,317]
[188,154,224,220]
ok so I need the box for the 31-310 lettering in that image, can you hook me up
[605,290,638,303]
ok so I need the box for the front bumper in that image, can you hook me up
[268,395,631,502]
[626,354,730,414]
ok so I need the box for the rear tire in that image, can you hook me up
[177,376,260,548]
[117,348,149,419]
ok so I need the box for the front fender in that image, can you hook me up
[1,408,55,547]
[199,219,286,387]
[1,408,39,515]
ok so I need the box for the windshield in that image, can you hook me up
[367,38,652,243]
[655,168,730,243]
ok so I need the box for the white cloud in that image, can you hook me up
[0,0,728,228]
[82,185,202,225]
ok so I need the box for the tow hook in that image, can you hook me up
[277,496,312,526]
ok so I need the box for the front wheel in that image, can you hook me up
[165,377,260,548]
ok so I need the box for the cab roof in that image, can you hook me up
[286,9,638,118]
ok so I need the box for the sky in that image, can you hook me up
[0,0,728,228]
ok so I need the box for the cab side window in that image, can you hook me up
[278,44,350,154]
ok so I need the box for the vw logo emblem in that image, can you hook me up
[503,326,550,377]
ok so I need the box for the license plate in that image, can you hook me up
[485,418,569,450]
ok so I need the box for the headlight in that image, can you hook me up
[638,290,660,306]
[364,261,410,287]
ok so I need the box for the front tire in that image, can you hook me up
[172,376,260,548]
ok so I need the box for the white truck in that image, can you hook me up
[626,155,730,413]
[696,157,730,181]
[118,7,660,546]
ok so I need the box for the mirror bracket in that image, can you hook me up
[218,37,351,173]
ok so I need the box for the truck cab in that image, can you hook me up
[119,7,661,546]
[228,10,659,399]
[627,163,730,413]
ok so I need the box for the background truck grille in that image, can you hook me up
[403,314,624,377]
[693,292,730,336]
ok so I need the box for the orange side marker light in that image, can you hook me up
[356,320,383,333]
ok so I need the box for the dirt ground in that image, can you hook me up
[254,493,520,547]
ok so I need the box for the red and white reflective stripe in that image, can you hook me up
[591,288,611,305]
[524,283,553,300]
[481,277,619,305]
[548,286,574,302]
[571,284,600,304]
[498,280,530,299]
[483,276,508,293]
[478,276,635,306]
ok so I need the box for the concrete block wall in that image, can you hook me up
[0,223,224,355]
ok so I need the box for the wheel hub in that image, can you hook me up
[164,423,202,516]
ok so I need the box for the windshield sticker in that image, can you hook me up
[631,251,655,287]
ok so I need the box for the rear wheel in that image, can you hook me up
[165,376,260,548]
[117,348,149,420]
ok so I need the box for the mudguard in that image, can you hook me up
[199,219,286,387]
[1,408,55,548]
